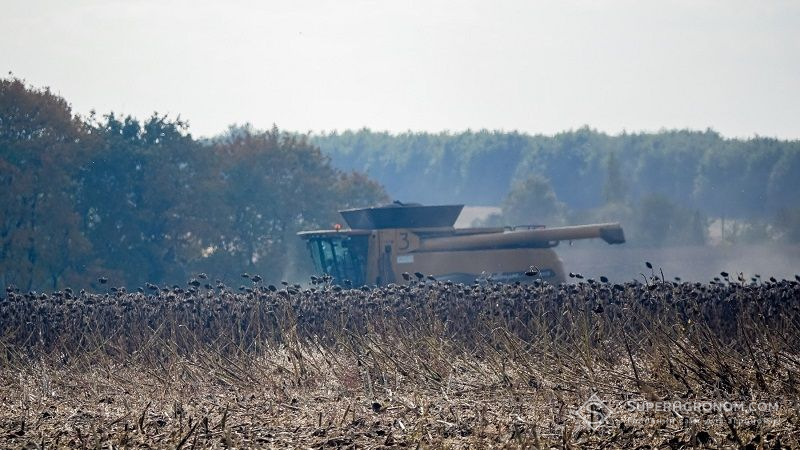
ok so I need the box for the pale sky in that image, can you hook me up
[2,0,799,139]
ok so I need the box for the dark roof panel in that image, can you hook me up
[340,204,464,229]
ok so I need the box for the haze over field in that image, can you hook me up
[2,0,799,139]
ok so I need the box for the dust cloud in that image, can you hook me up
[557,242,800,283]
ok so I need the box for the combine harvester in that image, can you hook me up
[298,203,624,285]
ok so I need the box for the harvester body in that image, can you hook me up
[298,204,624,285]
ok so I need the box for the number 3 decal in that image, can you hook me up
[398,232,410,250]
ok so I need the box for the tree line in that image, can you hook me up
[0,79,387,291]
[313,128,800,245]
[4,77,798,290]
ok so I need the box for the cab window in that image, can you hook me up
[307,235,368,286]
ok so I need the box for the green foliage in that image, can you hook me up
[498,176,708,247]
[315,127,799,247]
[313,129,530,205]
[0,78,94,290]
[3,76,797,290]
[0,79,387,290]
[602,152,626,205]
[314,128,800,218]
[501,175,565,226]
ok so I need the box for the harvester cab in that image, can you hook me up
[298,203,624,286]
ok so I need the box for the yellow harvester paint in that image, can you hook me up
[298,203,624,285]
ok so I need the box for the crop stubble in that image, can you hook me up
[1,274,799,448]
